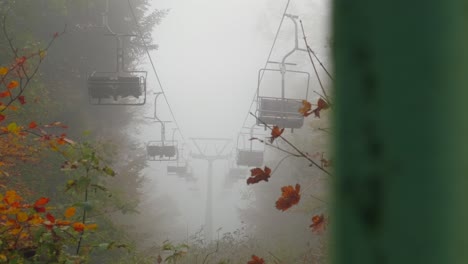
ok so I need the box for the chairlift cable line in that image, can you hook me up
[299,20,329,102]
[240,0,292,129]
[127,0,186,142]
[308,46,334,81]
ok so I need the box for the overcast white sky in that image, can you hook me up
[139,0,331,241]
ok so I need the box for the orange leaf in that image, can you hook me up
[299,100,312,116]
[7,80,18,89]
[73,222,85,232]
[28,121,38,129]
[85,223,98,230]
[64,207,76,218]
[0,91,11,98]
[270,126,284,143]
[56,220,71,226]
[247,255,265,264]
[275,184,301,211]
[34,197,49,207]
[246,166,271,185]
[310,214,326,234]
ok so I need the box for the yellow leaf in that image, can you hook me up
[17,212,28,222]
[85,223,98,230]
[6,122,20,133]
[39,50,47,59]
[0,254,7,262]
[28,214,43,225]
[0,67,7,76]
[9,227,22,235]
[64,207,76,218]
[4,190,21,204]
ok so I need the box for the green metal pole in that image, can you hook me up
[333,1,468,263]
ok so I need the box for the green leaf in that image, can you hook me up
[102,166,116,176]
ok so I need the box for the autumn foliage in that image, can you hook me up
[275,184,301,211]
[269,125,284,143]
[247,166,271,185]
[310,214,326,234]
[0,190,96,261]
[299,98,329,117]
[247,255,265,264]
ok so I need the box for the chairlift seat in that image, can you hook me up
[257,97,304,128]
[167,165,188,175]
[161,146,176,157]
[117,76,142,98]
[237,150,264,167]
[147,145,162,157]
[88,76,115,99]
[87,72,146,105]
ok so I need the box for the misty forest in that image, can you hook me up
[0,1,331,262]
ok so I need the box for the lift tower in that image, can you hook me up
[190,138,231,241]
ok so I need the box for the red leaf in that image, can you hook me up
[270,126,284,143]
[0,114,4,122]
[311,98,329,118]
[18,95,26,105]
[275,184,301,211]
[46,213,55,223]
[53,32,59,38]
[310,214,326,234]
[247,255,265,264]
[34,206,46,213]
[34,197,49,212]
[317,98,329,109]
[28,121,38,129]
[0,91,11,98]
[16,56,27,66]
[246,166,271,185]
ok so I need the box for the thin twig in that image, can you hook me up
[250,112,332,177]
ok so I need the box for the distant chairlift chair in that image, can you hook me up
[167,140,191,177]
[146,93,178,161]
[87,34,147,105]
[256,14,310,131]
[236,125,264,167]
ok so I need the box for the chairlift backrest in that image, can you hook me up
[255,14,311,130]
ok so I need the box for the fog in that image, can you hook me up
[0,0,331,262]
[137,0,331,241]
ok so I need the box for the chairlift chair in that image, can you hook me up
[236,125,264,167]
[146,93,178,161]
[87,28,147,105]
[88,71,147,105]
[256,14,310,130]
[167,144,191,176]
